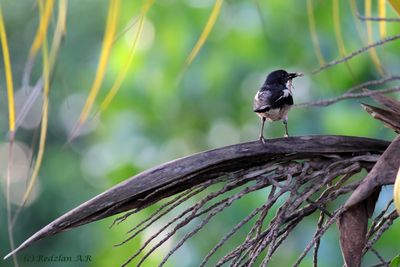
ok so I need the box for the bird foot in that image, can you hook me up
[259,136,267,145]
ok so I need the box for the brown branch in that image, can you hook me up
[216,160,367,267]
[293,209,345,267]
[312,34,400,74]
[113,184,207,245]
[366,200,394,241]
[370,248,388,266]
[369,91,400,114]
[345,135,400,209]
[296,87,400,108]
[346,76,400,94]
[363,210,399,255]
[362,103,400,133]
[121,171,257,265]
[362,91,400,133]
[199,186,281,267]
[313,212,325,267]
[356,14,400,22]
[338,198,372,267]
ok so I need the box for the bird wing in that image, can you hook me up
[253,90,272,112]
[253,85,293,113]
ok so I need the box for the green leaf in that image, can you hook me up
[390,255,400,267]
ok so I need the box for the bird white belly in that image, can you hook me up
[257,105,291,121]
[282,89,291,98]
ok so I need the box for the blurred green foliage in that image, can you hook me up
[0,0,399,266]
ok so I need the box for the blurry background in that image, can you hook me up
[0,0,399,266]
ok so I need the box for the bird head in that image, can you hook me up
[265,69,303,85]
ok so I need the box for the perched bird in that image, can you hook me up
[253,69,303,142]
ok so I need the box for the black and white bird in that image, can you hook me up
[253,69,303,142]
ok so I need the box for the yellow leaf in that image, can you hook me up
[100,0,154,112]
[69,0,120,141]
[395,167,400,215]
[49,0,68,71]
[388,0,400,15]
[365,0,385,76]
[21,8,51,209]
[333,0,347,56]
[185,0,223,66]
[307,0,326,66]
[379,0,386,38]
[30,0,55,58]
[333,0,355,78]
[0,7,15,133]
[0,7,18,264]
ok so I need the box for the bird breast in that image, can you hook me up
[282,89,291,98]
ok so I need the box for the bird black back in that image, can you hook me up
[253,83,293,113]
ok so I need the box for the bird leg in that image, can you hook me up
[259,117,266,143]
[283,118,289,137]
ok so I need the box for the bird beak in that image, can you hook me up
[288,72,304,79]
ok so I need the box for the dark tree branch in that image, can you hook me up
[3,136,389,262]
[369,91,400,114]
[345,135,400,209]
[362,103,400,133]
[313,212,325,267]
[346,76,400,94]
[338,190,380,267]
[361,90,400,133]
